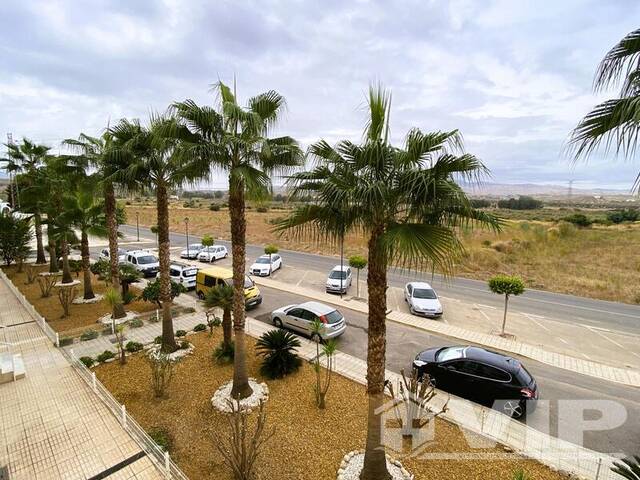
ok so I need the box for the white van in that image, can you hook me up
[125,250,159,277]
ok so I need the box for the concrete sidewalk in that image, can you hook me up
[250,275,640,388]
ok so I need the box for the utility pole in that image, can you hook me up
[6,133,15,208]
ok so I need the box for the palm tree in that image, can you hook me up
[1,139,50,263]
[64,133,127,319]
[277,85,499,480]
[204,284,234,351]
[59,179,108,299]
[108,115,199,353]
[172,81,302,399]
[612,455,640,479]
[569,28,640,187]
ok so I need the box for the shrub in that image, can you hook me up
[497,196,542,210]
[80,329,100,341]
[193,323,207,332]
[481,239,492,247]
[175,329,187,337]
[90,259,110,279]
[122,290,136,305]
[59,337,74,347]
[141,279,186,308]
[96,350,116,363]
[558,222,577,238]
[149,353,174,398]
[607,209,639,224]
[470,198,491,208]
[563,213,592,227]
[491,241,512,253]
[255,330,302,379]
[126,341,144,353]
[0,214,31,266]
[212,341,235,363]
[179,340,190,350]
[256,206,268,213]
[149,427,173,452]
[79,356,95,368]
[209,204,221,211]
[128,318,144,328]
[154,336,162,344]
[68,259,83,277]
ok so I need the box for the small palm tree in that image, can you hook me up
[204,284,234,351]
[255,329,301,379]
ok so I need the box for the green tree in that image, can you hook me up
[488,275,525,336]
[264,243,279,274]
[141,279,186,308]
[172,81,303,399]
[201,234,214,247]
[0,212,32,267]
[569,28,640,188]
[277,85,499,479]
[204,284,234,354]
[348,255,367,298]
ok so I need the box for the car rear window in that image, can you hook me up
[514,365,533,386]
[137,255,157,264]
[323,310,343,324]
[436,346,465,362]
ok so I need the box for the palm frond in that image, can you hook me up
[594,28,640,93]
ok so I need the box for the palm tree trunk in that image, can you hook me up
[361,225,391,480]
[222,307,232,348]
[157,182,178,353]
[104,183,126,319]
[81,231,95,300]
[48,238,59,273]
[34,213,47,264]
[229,175,253,399]
[60,235,73,284]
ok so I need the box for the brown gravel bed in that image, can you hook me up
[95,331,570,480]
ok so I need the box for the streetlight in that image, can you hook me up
[184,217,190,259]
[135,212,140,242]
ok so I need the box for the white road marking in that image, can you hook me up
[557,338,570,345]
[476,303,497,310]
[523,313,551,332]
[474,304,492,322]
[296,270,309,287]
[586,325,625,349]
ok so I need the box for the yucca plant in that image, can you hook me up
[204,284,234,351]
[612,456,640,480]
[255,330,302,379]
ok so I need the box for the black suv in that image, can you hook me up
[413,345,538,418]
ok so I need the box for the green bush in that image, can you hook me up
[563,213,592,227]
[90,259,110,279]
[154,336,162,344]
[125,341,143,353]
[255,330,302,379]
[212,341,234,363]
[79,356,95,368]
[122,291,136,305]
[96,350,115,363]
[59,337,74,347]
[175,329,187,337]
[256,206,268,213]
[128,318,144,328]
[209,204,220,211]
[607,209,639,224]
[470,198,492,208]
[497,196,543,210]
[141,279,185,308]
[193,323,207,332]
[179,340,190,350]
[69,259,83,277]
[80,329,99,341]
[148,427,173,452]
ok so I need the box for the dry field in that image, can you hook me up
[95,330,568,480]
[1,264,155,333]
[126,204,640,304]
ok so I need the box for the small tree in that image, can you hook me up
[141,279,186,308]
[264,244,279,275]
[150,224,159,247]
[0,213,32,266]
[204,284,234,352]
[488,275,525,336]
[149,352,174,398]
[348,255,367,298]
[310,319,337,409]
[201,234,214,247]
[118,263,141,296]
[213,398,274,480]
[57,283,77,318]
[114,324,127,365]
[104,287,124,330]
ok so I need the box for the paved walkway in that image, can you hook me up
[250,276,640,388]
[0,275,164,480]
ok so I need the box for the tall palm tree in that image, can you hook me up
[108,115,199,353]
[64,133,128,319]
[172,81,302,399]
[277,85,499,480]
[204,283,234,351]
[569,28,640,187]
[1,139,50,263]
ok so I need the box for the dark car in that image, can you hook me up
[413,345,538,419]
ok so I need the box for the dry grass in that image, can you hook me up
[96,330,569,480]
[126,204,640,304]
[1,264,156,333]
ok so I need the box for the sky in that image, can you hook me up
[1,0,639,191]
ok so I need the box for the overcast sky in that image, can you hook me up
[1,0,639,190]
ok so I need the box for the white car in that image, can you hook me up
[249,254,282,276]
[270,301,346,341]
[158,262,198,289]
[326,265,352,294]
[197,245,228,262]
[99,247,127,263]
[404,282,443,318]
[180,244,204,259]
[125,250,160,277]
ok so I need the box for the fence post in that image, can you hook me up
[55,332,59,347]
[164,451,170,476]
[92,372,97,392]
[121,404,127,427]
[595,457,602,480]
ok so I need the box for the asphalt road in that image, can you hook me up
[120,224,640,334]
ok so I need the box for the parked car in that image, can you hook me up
[158,262,198,289]
[195,266,262,309]
[180,244,204,259]
[413,345,538,418]
[404,282,443,317]
[270,301,347,341]
[249,254,282,276]
[125,250,160,277]
[325,265,352,294]
[197,245,228,262]
[99,247,127,264]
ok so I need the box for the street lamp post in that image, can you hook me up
[184,217,190,259]
[135,212,140,242]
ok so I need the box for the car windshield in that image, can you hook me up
[255,258,270,264]
[413,288,437,299]
[244,276,254,288]
[137,255,157,264]
[323,309,343,324]
[436,346,466,362]
[329,271,347,280]
[187,244,201,250]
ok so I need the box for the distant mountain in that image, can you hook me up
[462,182,630,197]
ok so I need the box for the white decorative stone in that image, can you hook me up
[73,294,104,305]
[54,279,81,288]
[336,451,413,480]
[147,342,195,362]
[97,311,138,326]
[210,378,269,413]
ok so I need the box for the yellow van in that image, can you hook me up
[196,266,262,309]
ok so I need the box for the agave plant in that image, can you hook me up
[255,330,302,379]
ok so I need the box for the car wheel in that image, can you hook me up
[273,317,283,328]
[409,305,416,315]
[197,291,205,300]
[498,400,525,419]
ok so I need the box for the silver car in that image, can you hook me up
[270,301,347,341]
